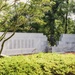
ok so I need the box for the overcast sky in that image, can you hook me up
[8,0,28,4]
[20,0,27,2]
[18,0,28,3]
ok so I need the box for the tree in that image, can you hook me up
[41,0,75,45]
[0,0,53,54]
[17,0,75,46]
[0,0,27,55]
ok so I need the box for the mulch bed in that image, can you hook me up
[64,52,75,54]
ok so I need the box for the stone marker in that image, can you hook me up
[0,32,48,55]
[52,34,75,53]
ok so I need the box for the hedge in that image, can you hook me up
[0,53,75,75]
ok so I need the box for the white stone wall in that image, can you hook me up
[52,34,75,53]
[0,32,48,55]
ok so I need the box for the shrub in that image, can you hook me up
[0,53,75,75]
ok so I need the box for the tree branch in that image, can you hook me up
[0,31,7,41]
[0,29,16,54]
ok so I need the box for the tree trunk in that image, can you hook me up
[0,31,15,55]
[65,0,68,33]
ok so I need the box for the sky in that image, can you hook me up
[18,0,28,3]
[20,0,27,2]
[8,0,28,4]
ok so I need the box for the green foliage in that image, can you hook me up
[0,53,75,75]
[0,0,75,46]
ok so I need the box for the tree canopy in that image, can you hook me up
[0,0,75,53]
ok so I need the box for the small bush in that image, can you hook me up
[0,53,75,75]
